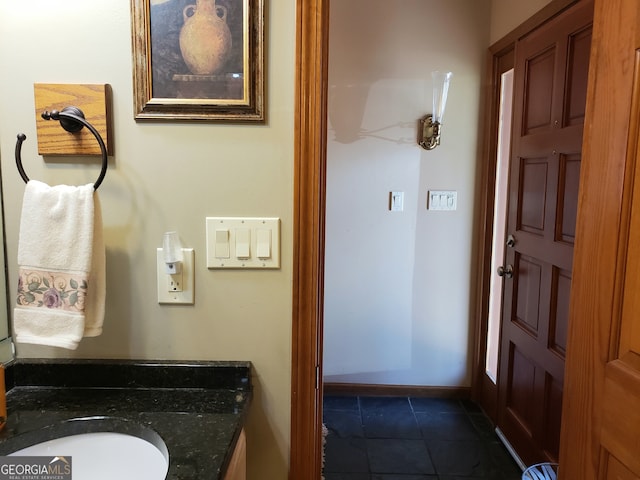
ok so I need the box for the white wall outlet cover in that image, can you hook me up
[157,248,195,305]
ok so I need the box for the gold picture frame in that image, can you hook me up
[131,0,264,122]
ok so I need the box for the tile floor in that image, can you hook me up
[322,395,523,480]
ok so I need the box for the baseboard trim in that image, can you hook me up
[323,382,471,398]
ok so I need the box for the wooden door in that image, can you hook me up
[497,0,593,465]
[560,0,640,478]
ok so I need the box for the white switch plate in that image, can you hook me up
[428,190,457,211]
[157,248,195,304]
[389,191,404,212]
[206,217,280,269]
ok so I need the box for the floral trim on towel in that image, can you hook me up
[16,269,88,312]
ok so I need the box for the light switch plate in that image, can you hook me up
[389,191,404,212]
[428,190,457,211]
[157,248,195,304]
[206,217,280,269]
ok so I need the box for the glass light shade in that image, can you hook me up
[432,71,452,124]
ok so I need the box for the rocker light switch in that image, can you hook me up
[214,229,230,258]
[235,228,250,259]
[256,229,271,259]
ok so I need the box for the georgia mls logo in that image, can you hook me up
[0,456,72,480]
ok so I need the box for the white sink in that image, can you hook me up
[10,431,169,480]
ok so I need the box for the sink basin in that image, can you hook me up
[1,417,169,480]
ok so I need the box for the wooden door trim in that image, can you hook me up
[290,0,329,479]
[559,0,640,478]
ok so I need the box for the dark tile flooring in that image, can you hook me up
[322,395,523,480]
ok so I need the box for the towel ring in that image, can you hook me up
[15,106,108,190]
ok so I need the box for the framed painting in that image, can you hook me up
[131,0,264,121]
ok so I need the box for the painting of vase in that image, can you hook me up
[132,0,265,121]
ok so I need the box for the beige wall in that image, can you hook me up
[490,0,553,44]
[0,1,294,478]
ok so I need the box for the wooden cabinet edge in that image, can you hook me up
[223,429,246,480]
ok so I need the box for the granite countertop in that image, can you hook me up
[0,359,252,480]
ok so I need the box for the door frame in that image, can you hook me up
[290,1,583,479]
[290,1,329,479]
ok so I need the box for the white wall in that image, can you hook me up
[489,0,553,44]
[0,1,294,478]
[323,0,491,387]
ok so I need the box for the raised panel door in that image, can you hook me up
[497,0,593,465]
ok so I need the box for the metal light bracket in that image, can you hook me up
[418,114,442,150]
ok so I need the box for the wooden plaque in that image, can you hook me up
[33,83,113,156]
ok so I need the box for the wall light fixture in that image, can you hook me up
[419,71,453,150]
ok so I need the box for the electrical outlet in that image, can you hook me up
[157,248,194,304]
[168,271,183,292]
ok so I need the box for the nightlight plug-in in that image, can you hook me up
[157,248,194,305]
[163,231,184,274]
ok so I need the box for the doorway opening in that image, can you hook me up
[290,1,589,479]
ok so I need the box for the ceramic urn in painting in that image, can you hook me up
[179,0,232,75]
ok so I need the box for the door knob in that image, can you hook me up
[506,234,516,248]
[497,265,514,278]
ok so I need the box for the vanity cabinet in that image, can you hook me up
[224,429,246,480]
[0,360,252,480]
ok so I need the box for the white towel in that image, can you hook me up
[14,180,106,350]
